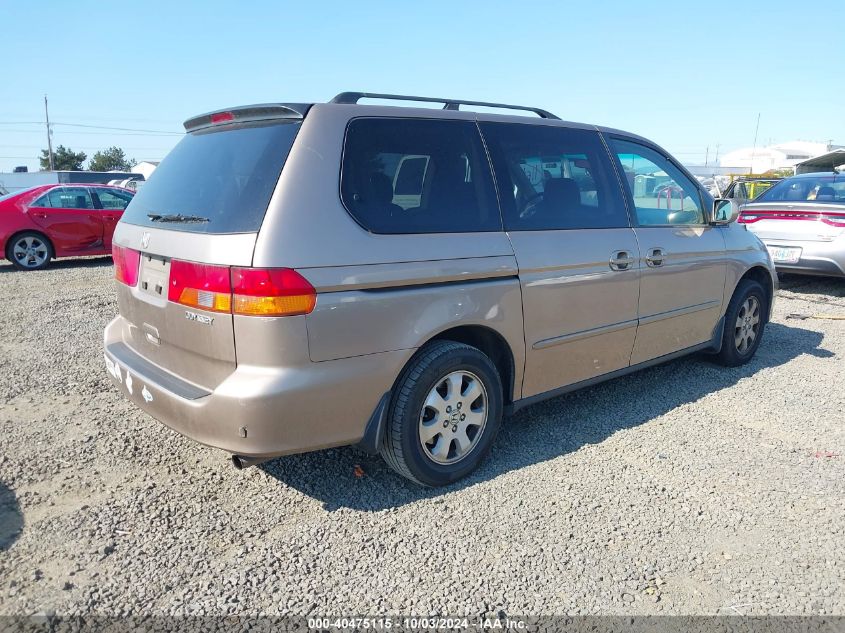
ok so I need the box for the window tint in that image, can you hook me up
[341,118,500,234]
[94,188,134,210]
[121,121,301,234]
[479,123,628,230]
[45,187,94,210]
[611,139,704,225]
[756,176,845,204]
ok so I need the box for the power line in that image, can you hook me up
[0,143,174,150]
[0,120,182,135]
[1,128,181,137]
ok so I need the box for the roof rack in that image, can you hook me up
[330,92,560,120]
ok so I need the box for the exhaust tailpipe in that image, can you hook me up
[231,454,273,470]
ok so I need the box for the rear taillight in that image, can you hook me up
[168,260,232,313]
[113,245,141,286]
[822,213,845,227]
[232,268,316,317]
[737,212,759,224]
[167,260,316,317]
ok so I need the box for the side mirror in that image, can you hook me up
[711,198,740,224]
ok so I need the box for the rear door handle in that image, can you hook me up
[645,247,667,267]
[609,250,635,271]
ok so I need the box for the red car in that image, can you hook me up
[0,184,134,271]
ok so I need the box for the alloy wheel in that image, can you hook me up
[734,296,760,354]
[12,236,49,269]
[418,370,488,465]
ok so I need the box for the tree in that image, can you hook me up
[88,146,134,172]
[39,145,87,171]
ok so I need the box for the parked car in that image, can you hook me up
[722,177,781,206]
[104,92,775,486]
[107,178,145,192]
[1,184,135,270]
[739,172,845,277]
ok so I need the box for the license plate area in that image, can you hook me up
[138,254,171,300]
[767,245,802,264]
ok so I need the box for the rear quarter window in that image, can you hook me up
[340,118,501,234]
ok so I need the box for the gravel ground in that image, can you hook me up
[0,257,843,617]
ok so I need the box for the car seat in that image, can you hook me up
[815,186,836,202]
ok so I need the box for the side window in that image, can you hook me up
[340,118,500,234]
[95,188,134,210]
[479,122,629,230]
[610,139,704,225]
[31,193,52,207]
[47,187,94,210]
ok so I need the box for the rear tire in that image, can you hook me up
[6,232,53,271]
[714,279,767,367]
[380,340,503,486]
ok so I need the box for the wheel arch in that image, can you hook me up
[429,324,516,406]
[356,324,518,455]
[735,265,774,322]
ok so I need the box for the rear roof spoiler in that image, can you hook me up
[330,91,560,120]
[183,103,312,132]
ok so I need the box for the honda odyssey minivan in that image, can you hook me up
[104,92,776,486]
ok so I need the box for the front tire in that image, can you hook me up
[380,340,503,486]
[6,232,53,271]
[714,279,767,367]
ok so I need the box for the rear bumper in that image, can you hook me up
[103,316,408,459]
[761,238,845,278]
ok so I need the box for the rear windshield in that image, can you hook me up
[121,120,301,234]
[756,175,845,204]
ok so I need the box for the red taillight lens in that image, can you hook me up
[168,260,232,313]
[165,261,315,317]
[737,212,760,224]
[210,111,235,124]
[231,268,316,316]
[112,245,141,286]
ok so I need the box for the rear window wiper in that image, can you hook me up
[147,213,210,224]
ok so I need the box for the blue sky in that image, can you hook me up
[1,0,842,172]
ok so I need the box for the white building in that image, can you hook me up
[719,141,841,173]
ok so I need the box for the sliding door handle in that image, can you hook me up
[609,250,635,271]
[646,247,667,267]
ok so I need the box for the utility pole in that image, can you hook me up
[44,94,54,171]
[705,145,710,167]
[749,112,761,175]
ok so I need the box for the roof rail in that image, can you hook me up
[330,92,560,120]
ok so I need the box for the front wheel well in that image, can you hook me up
[430,325,515,405]
[736,266,774,321]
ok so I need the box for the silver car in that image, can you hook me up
[104,92,776,486]
[740,173,845,277]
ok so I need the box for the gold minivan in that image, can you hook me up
[104,92,775,486]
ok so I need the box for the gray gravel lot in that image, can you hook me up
[0,257,843,617]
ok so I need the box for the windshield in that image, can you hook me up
[756,175,845,204]
[121,120,301,234]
